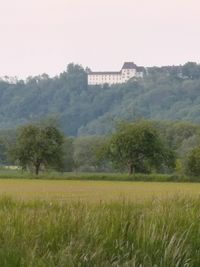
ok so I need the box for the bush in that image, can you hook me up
[185,146,200,177]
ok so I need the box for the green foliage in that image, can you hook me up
[175,159,184,175]
[182,62,200,79]
[73,136,110,171]
[12,123,65,175]
[105,121,174,174]
[62,137,75,172]
[186,146,200,177]
[0,140,7,165]
[1,62,200,136]
[156,121,200,148]
[0,169,184,182]
[1,119,200,175]
[0,129,16,165]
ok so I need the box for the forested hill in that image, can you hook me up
[1,62,200,136]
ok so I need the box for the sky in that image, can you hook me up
[0,0,200,78]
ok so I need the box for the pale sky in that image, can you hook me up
[0,0,200,78]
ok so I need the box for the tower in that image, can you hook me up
[121,62,137,83]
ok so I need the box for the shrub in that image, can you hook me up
[185,146,200,177]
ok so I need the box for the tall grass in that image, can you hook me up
[0,196,199,266]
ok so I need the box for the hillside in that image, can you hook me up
[0,62,200,136]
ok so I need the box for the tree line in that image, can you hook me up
[0,62,200,136]
[1,119,200,177]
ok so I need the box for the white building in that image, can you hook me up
[88,62,145,86]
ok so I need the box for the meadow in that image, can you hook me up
[0,179,200,201]
[0,178,200,266]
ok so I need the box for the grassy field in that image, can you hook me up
[0,179,200,201]
[0,196,199,266]
[0,179,199,266]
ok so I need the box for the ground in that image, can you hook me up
[0,179,200,201]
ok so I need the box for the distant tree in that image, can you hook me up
[12,123,65,175]
[185,146,200,177]
[0,129,17,165]
[73,136,109,172]
[59,63,88,93]
[63,137,75,172]
[0,139,7,165]
[182,62,200,79]
[2,62,200,137]
[156,121,200,149]
[106,121,173,174]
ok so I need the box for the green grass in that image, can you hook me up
[0,169,190,182]
[0,177,199,266]
[0,196,199,266]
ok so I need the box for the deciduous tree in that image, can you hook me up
[107,121,173,174]
[12,123,65,175]
[186,146,200,177]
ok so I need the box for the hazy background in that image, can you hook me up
[0,0,199,78]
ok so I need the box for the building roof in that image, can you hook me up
[122,62,137,69]
[88,62,145,75]
[88,71,121,75]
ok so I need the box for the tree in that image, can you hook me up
[182,62,200,79]
[106,121,173,174]
[185,146,200,177]
[12,123,65,175]
[0,129,17,166]
[62,137,75,172]
[0,139,7,165]
[73,136,108,172]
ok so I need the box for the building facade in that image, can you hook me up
[88,62,145,86]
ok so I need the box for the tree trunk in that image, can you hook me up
[35,164,40,176]
[128,163,134,175]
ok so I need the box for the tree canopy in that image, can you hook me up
[0,120,199,176]
[104,121,174,174]
[12,123,65,175]
[185,146,200,177]
[0,62,200,136]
